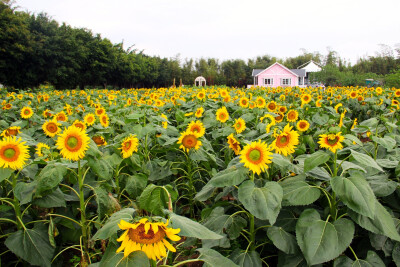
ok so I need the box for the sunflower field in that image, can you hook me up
[1,85,400,267]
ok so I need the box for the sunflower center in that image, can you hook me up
[47,123,57,133]
[299,122,307,128]
[182,135,197,148]
[249,149,261,162]
[276,134,290,147]
[67,136,79,149]
[4,148,16,159]
[124,141,132,150]
[327,136,339,145]
[7,129,18,136]
[24,110,30,115]
[128,224,165,244]
[191,126,200,133]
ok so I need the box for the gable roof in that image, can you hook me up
[252,69,264,76]
[252,62,300,77]
[290,69,306,77]
[297,60,323,69]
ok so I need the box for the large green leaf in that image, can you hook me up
[197,248,239,267]
[350,149,383,172]
[88,158,113,180]
[352,251,385,267]
[167,211,222,240]
[338,160,367,173]
[124,174,148,199]
[33,188,66,208]
[0,168,13,182]
[138,184,177,215]
[92,208,135,240]
[5,224,55,267]
[267,226,299,254]
[230,249,262,267]
[296,209,354,265]
[35,164,68,196]
[365,174,397,197]
[348,202,400,242]
[312,113,329,125]
[281,180,320,206]
[393,243,400,266]
[207,165,248,187]
[372,136,396,150]
[14,181,37,205]
[238,180,283,224]
[331,174,376,218]
[304,151,330,173]
[99,242,149,267]
[277,251,307,267]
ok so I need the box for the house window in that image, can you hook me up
[264,78,273,85]
[281,78,291,85]
[298,77,303,85]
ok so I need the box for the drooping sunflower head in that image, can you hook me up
[92,135,107,146]
[120,135,139,158]
[100,114,110,128]
[318,132,344,153]
[233,118,246,134]
[275,112,284,123]
[1,126,21,137]
[42,119,61,137]
[56,126,90,161]
[195,107,204,118]
[177,130,202,152]
[296,120,310,132]
[240,140,273,175]
[43,109,52,118]
[117,218,181,260]
[216,106,229,123]
[20,106,33,119]
[270,124,299,156]
[286,110,298,122]
[0,136,30,170]
[84,113,96,126]
[36,143,50,157]
[227,133,241,155]
[187,121,205,137]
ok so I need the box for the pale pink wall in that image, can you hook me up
[256,64,298,87]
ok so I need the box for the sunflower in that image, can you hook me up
[240,140,273,175]
[318,132,344,153]
[349,91,358,99]
[227,133,241,155]
[0,136,29,170]
[316,99,322,107]
[197,90,206,100]
[195,107,204,118]
[43,109,52,118]
[220,89,229,98]
[42,119,61,137]
[270,124,299,156]
[275,112,284,123]
[286,110,298,122]
[296,120,310,132]
[120,135,139,158]
[56,126,90,161]
[395,89,400,98]
[263,114,276,133]
[1,126,21,137]
[338,112,345,128]
[301,94,312,105]
[216,106,229,123]
[351,118,358,130]
[187,121,205,137]
[36,143,50,157]
[249,101,256,109]
[239,97,249,108]
[56,111,68,122]
[84,113,96,126]
[92,135,107,146]
[100,114,110,128]
[73,120,87,131]
[95,107,106,117]
[278,106,287,113]
[177,130,202,152]
[117,218,181,260]
[161,114,168,129]
[256,97,266,108]
[20,107,33,119]
[233,118,246,134]
[334,103,342,113]
[266,101,277,112]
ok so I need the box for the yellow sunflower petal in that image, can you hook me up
[162,239,176,252]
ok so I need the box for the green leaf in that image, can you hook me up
[348,202,400,242]
[344,134,363,146]
[35,164,68,196]
[359,118,378,129]
[145,161,172,181]
[99,242,149,267]
[207,165,248,187]
[95,187,114,219]
[230,249,262,267]
[331,174,376,218]
[338,160,367,173]
[312,113,329,125]
[376,159,399,169]
[167,211,222,240]
[296,209,354,265]
[365,174,397,197]
[281,180,320,206]
[14,181,37,205]
[372,136,396,150]
[138,184,175,216]
[88,158,113,180]
[203,207,247,240]
[267,226,299,254]
[238,180,283,224]
[33,188,66,208]
[92,208,135,240]
[194,184,216,201]
[126,112,144,120]
[124,174,148,199]
[364,251,385,267]
[304,151,330,172]
[0,168,13,182]
[87,139,103,158]
[5,224,55,267]
[277,251,307,267]
[350,149,383,172]
[197,248,239,267]
[393,243,400,266]
[334,256,354,267]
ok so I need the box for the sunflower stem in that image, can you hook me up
[12,173,23,230]
[249,213,256,251]
[77,160,88,251]
[330,152,338,220]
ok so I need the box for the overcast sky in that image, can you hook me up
[16,0,400,65]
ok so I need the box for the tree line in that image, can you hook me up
[1,1,400,89]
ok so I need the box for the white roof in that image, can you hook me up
[298,60,322,73]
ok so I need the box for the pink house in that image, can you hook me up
[250,62,306,88]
